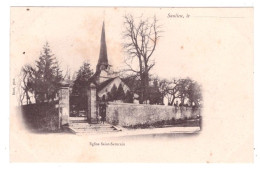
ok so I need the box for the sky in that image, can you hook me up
[10,7,253,85]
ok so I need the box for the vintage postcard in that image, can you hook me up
[10,7,253,162]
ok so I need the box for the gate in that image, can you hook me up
[98,101,107,123]
[69,95,88,122]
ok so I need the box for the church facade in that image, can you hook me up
[88,22,131,100]
[85,22,132,122]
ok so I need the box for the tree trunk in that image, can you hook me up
[139,72,144,104]
[181,94,185,105]
[142,64,149,104]
[170,95,175,105]
[25,91,30,105]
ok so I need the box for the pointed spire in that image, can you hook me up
[97,21,108,71]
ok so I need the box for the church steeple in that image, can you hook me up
[96,22,108,71]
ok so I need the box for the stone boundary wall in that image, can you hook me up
[106,102,200,126]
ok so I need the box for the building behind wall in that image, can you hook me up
[87,22,132,102]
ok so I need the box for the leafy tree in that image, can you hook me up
[176,78,192,105]
[122,75,142,97]
[149,88,162,105]
[124,90,133,103]
[107,92,113,101]
[32,42,63,103]
[72,62,93,96]
[71,62,93,112]
[186,81,202,106]
[115,84,125,100]
[110,84,118,100]
[19,42,63,104]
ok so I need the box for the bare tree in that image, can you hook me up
[158,79,180,105]
[159,78,202,106]
[16,72,25,106]
[21,65,35,104]
[122,14,162,103]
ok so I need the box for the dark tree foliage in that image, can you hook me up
[122,75,141,96]
[115,84,125,100]
[124,90,134,103]
[107,92,113,101]
[186,80,202,106]
[105,84,132,102]
[149,88,162,104]
[110,84,118,100]
[122,76,163,104]
[148,78,164,105]
[175,79,192,105]
[72,62,93,96]
[70,62,93,113]
[23,42,63,103]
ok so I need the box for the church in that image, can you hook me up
[59,22,162,125]
[81,22,134,122]
[87,22,131,101]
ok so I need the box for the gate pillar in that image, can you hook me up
[58,82,70,127]
[87,83,97,123]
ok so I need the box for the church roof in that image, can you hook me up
[87,22,109,85]
[97,22,108,67]
[97,77,116,91]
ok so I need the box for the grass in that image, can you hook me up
[124,116,201,129]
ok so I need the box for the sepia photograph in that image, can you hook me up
[9,7,253,162]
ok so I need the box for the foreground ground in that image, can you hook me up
[67,118,201,138]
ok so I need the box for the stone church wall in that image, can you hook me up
[106,102,200,127]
